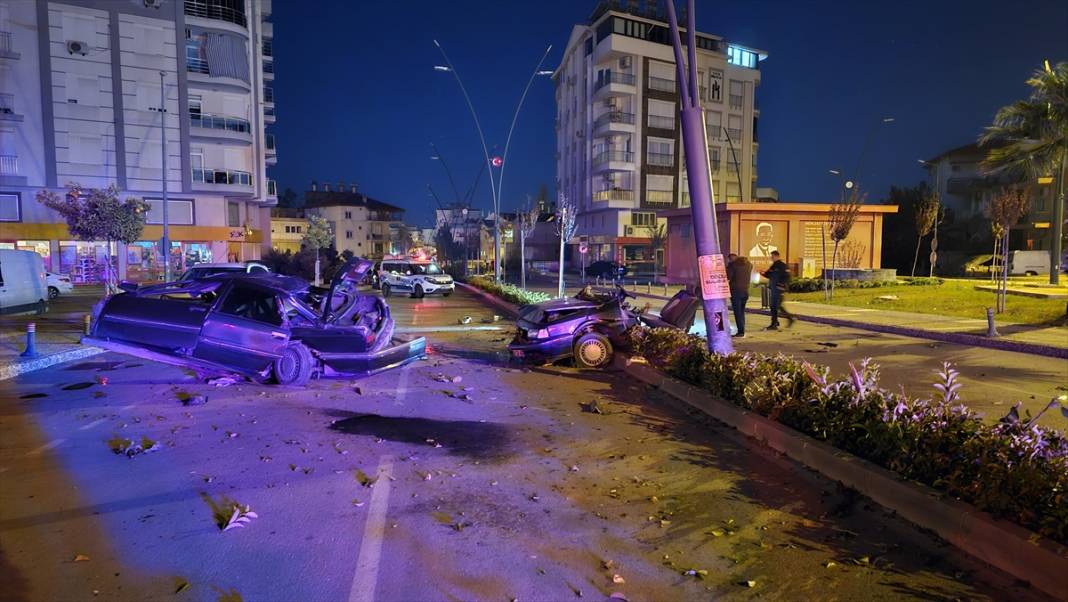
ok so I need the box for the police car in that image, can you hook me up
[377,254,454,299]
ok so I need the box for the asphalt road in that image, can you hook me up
[0,287,1050,601]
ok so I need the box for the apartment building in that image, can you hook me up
[268,207,306,253]
[304,181,405,259]
[0,0,276,283]
[554,0,765,271]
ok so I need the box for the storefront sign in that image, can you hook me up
[697,254,729,300]
[228,229,246,241]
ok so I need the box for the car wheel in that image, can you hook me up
[442,290,452,297]
[574,332,613,369]
[48,286,59,300]
[414,284,425,299]
[273,343,314,386]
[382,283,391,298]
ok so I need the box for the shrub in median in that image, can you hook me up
[466,276,552,306]
[786,277,943,293]
[628,327,1068,545]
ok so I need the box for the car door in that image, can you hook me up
[193,282,289,373]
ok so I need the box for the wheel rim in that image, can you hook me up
[578,338,609,366]
[277,349,298,382]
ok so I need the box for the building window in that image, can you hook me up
[727,114,742,142]
[647,99,675,130]
[706,111,722,139]
[296,226,302,234]
[346,231,353,239]
[146,199,194,225]
[647,137,674,166]
[709,147,721,171]
[729,80,743,109]
[284,225,291,233]
[345,210,352,219]
[646,175,674,205]
[227,201,240,227]
[0,193,20,221]
[631,212,655,227]
[727,46,758,69]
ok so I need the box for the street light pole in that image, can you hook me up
[851,116,894,189]
[159,71,170,282]
[666,0,732,354]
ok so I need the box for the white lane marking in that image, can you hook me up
[347,455,394,602]
[392,364,411,407]
[26,439,65,456]
[395,325,505,333]
[79,417,108,431]
[121,403,137,410]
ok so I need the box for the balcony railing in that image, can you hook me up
[192,167,252,186]
[646,190,673,204]
[263,87,274,103]
[594,71,636,91]
[706,127,722,140]
[593,150,633,165]
[726,128,742,141]
[593,189,634,202]
[0,93,14,113]
[646,152,673,167]
[264,106,275,118]
[593,111,635,129]
[647,76,676,93]
[190,112,251,133]
[647,114,675,130]
[0,31,12,54]
[267,180,277,196]
[262,38,273,57]
[184,0,247,28]
[187,56,209,74]
[711,159,721,172]
[729,94,743,109]
[265,134,276,151]
[263,61,274,74]
[0,155,18,175]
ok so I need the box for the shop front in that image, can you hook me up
[0,240,53,270]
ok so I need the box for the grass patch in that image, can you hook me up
[789,279,1067,326]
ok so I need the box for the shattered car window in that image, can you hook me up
[217,284,283,326]
[409,263,442,275]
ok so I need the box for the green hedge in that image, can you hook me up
[787,276,944,293]
[466,276,552,306]
[628,327,1068,545]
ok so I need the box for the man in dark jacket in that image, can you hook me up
[725,253,752,337]
[760,250,795,330]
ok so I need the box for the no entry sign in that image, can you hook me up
[697,254,730,300]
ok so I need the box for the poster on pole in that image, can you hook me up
[697,254,730,300]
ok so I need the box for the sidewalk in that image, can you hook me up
[0,287,103,380]
[516,273,1068,356]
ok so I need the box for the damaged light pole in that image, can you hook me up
[666,0,733,354]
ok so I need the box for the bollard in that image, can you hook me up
[646,282,651,294]
[760,284,770,309]
[986,307,999,338]
[83,314,92,335]
[663,283,668,296]
[20,322,39,358]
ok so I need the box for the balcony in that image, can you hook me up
[645,190,674,205]
[0,31,19,60]
[184,0,247,28]
[592,150,634,173]
[262,38,273,57]
[726,128,742,141]
[593,189,634,202]
[186,55,250,91]
[263,60,273,80]
[264,106,275,124]
[265,134,276,153]
[0,94,23,122]
[263,86,274,104]
[593,111,635,137]
[0,154,25,186]
[189,112,253,144]
[647,76,676,93]
[646,152,673,167]
[592,71,636,100]
[647,114,675,130]
[267,180,277,200]
[192,167,253,194]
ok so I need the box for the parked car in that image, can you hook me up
[0,249,49,315]
[46,271,74,299]
[180,261,270,281]
[585,261,628,279]
[508,285,698,368]
[378,258,454,298]
[85,258,426,386]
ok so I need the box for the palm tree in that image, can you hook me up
[645,222,667,283]
[980,61,1068,285]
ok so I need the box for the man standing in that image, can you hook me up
[761,250,795,330]
[725,253,752,337]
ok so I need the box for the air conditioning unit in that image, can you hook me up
[619,56,632,69]
[624,225,635,236]
[143,0,162,7]
[66,40,88,56]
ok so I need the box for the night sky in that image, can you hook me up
[270,0,1068,225]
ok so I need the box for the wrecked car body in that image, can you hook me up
[84,258,426,386]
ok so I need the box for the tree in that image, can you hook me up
[279,187,300,208]
[37,183,148,294]
[535,183,552,214]
[826,188,864,299]
[981,61,1068,285]
[302,214,333,285]
[394,223,414,255]
[518,196,541,289]
[645,222,667,283]
[434,223,462,268]
[911,191,941,277]
[554,193,578,298]
[987,187,1031,312]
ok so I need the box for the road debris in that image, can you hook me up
[355,469,377,487]
[107,435,161,457]
[73,554,90,562]
[580,400,605,414]
[207,376,238,387]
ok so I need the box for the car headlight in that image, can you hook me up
[529,328,549,339]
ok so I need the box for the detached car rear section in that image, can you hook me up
[84,258,425,386]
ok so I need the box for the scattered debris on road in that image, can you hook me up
[207,376,238,387]
[580,400,605,414]
[107,435,161,457]
[202,494,258,532]
[355,469,377,487]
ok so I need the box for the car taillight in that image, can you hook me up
[367,331,376,344]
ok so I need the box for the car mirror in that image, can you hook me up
[118,281,139,293]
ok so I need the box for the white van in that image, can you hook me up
[0,249,49,315]
[1008,250,1049,276]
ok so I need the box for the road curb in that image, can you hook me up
[454,282,520,318]
[627,289,1068,359]
[0,346,104,381]
[619,355,1068,599]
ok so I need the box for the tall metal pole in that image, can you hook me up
[1051,151,1065,285]
[433,40,499,281]
[666,0,732,354]
[722,126,744,202]
[159,71,170,282]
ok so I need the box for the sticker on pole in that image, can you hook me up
[697,254,730,300]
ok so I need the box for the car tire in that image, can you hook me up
[48,286,59,300]
[382,283,391,298]
[573,331,613,369]
[442,290,452,297]
[414,284,425,299]
[273,343,313,386]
